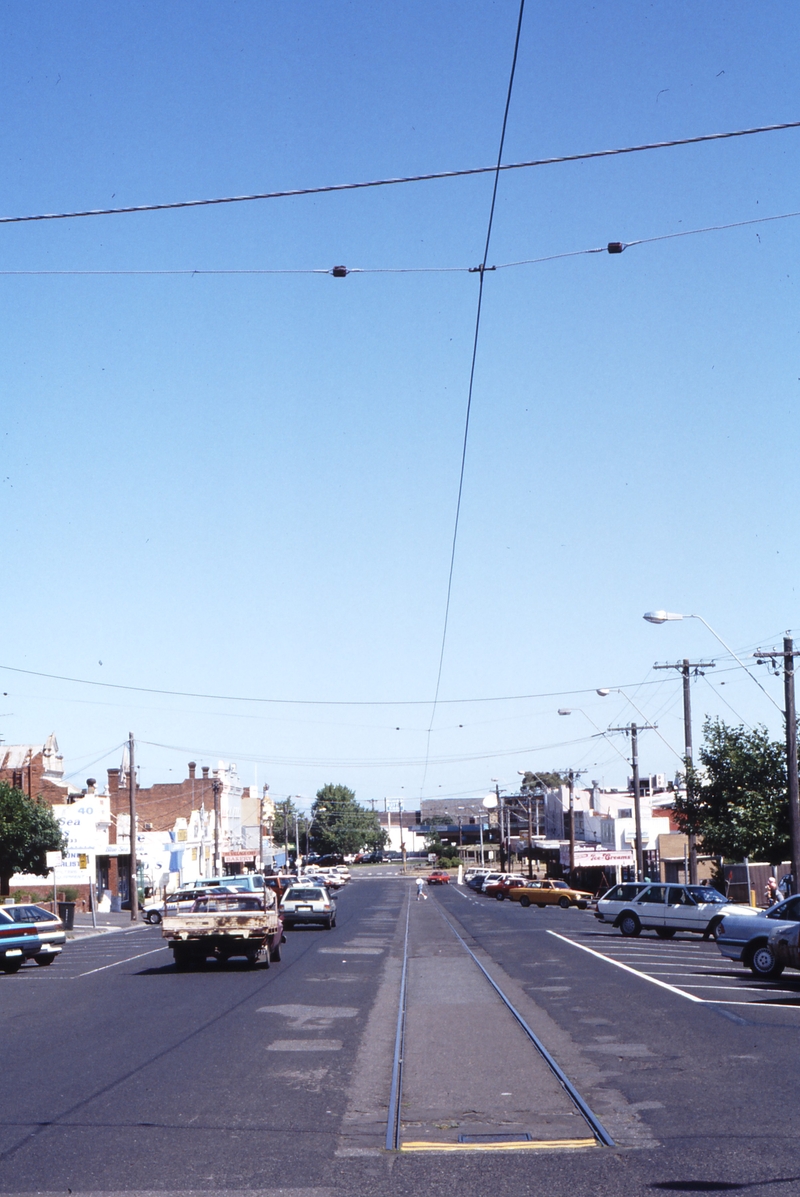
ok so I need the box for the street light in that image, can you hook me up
[644,611,781,712]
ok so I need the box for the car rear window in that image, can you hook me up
[286,888,324,901]
[5,905,59,923]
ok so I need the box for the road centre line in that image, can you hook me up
[547,931,704,1003]
[75,946,169,976]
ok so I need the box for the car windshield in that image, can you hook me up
[767,895,800,921]
[687,886,726,904]
[286,888,324,901]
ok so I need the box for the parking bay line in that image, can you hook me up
[547,931,704,1003]
[74,946,169,976]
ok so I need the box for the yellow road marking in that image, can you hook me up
[400,1137,597,1152]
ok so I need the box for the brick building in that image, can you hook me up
[0,733,81,803]
[106,759,217,833]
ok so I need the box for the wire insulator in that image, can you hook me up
[607,242,625,254]
[331,265,348,277]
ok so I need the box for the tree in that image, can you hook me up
[0,782,66,896]
[272,797,302,851]
[674,717,789,862]
[309,784,387,856]
[519,770,566,792]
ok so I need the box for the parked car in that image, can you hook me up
[484,877,531,900]
[597,882,748,939]
[1,904,66,967]
[426,871,451,885]
[509,879,593,909]
[768,920,800,973]
[715,893,800,978]
[280,884,337,929]
[142,886,239,925]
[465,871,491,890]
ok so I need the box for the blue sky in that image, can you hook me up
[2,1,799,807]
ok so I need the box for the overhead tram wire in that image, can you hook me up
[6,206,800,277]
[1,120,798,226]
[0,659,690,707]
[419,0,527,798]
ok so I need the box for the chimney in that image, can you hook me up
[86,778,96,794]
[188,761,196,780]
[202,766,209,779]
[107,767,120,793]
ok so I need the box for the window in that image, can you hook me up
[667,887,696,907]
[637,886,667,904]
[617,809,632,819]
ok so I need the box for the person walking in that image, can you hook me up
[765,876,781,905]
[415,876,427,901]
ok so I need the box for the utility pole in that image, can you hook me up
[495,782,506,870]
[609,722,656,882]
[212,777,221,875]
[526,793,534,878]
[565,769,587,882]
[654,658,715,883]
[128,732,138,923]
[754,638,800,894]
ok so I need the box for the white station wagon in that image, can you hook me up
[596,882,746,939]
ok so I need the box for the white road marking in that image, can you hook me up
[75,946,168,976]
[257,1004,358,1030]
[267,1039,343,1051]
[547,931,704,1003]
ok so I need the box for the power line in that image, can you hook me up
[5,204,799,278]
[2,120,797,226]
[420,0,527,796]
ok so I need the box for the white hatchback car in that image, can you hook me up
[280,884,336,929]
[596,882,745,939]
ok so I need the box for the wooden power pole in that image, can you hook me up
[128,732,138,923]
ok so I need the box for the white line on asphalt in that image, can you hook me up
[75,947,169,976]
[547,931,705,1003]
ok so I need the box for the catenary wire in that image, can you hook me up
[1,120,798,225]
[5,206,800,276]
[420,0,527,800]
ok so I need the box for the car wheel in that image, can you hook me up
[34,955,55,966]
[577,900,588,910]
[558,897,570,910]
[619,912,641,937]
[324,916,333,929]
[496,892,505,901]
[748,943,785,980]
[1,959,22,974]
[519,896,531,908]
[704,918,722,941]
[537,904,546,908]
[656,927,676,939]
[149,911,162,925]
[269,942,282,963]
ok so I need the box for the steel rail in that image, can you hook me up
[435,903,615,1147]
[385,895,411,1151]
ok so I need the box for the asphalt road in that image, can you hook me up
[1,877,799,1197]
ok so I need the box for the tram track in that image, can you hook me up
[385,888,614,1153]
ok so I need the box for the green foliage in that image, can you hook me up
[310,784,387,856]
[674,718,789,861]
[423,829,460,866]
[272,797,301,849]
[0,782,66,896]
[519,770,566,792]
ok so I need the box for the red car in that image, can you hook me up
[484,877,530,901]
[426,871,451,885]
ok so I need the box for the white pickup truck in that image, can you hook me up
[162,888,284,970]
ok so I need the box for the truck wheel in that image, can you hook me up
[269,942,282,963]
[558,897,570,910]
[173,949,191,972]
[34,955,55,966]
[618,912,641,937]
[748,943,784,980]
[1,959,22,974]
[519,896,531,908]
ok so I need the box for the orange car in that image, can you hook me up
[508,879,593,910]
[426,870,451,885]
